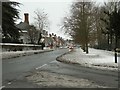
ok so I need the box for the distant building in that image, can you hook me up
[16,13,65,48]
[16,13,50,45]
[16,13,30,44]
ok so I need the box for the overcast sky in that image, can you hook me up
[14,0,105,39]
[15,0,73,39]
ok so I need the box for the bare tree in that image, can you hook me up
[62,1,94,54]
[88,5,105,49]
[34,9,49,44]
[28,25,38,44]
[100,1,120,50]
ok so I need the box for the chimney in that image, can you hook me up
[24,13,29,24]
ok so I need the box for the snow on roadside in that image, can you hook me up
[1,49,53,60]
[59,48,118,71]
[26,71,108,88]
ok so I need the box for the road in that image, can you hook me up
[2,48,118,88]
[2,49,69,88]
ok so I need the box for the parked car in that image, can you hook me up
[68,45,74,51]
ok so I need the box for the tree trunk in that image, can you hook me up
[107,34,110,50]
[114,35,118,63]
[37,33,42,45]
[85,33,89,54]
[85,43,88,54]
[110,33,112,50]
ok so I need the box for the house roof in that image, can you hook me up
[16,22,30,31]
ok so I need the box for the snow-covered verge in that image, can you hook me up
[1,49,53,60]
[26,71,107,88]
[57,48,119,71]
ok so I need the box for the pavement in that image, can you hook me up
[57,47,119,71]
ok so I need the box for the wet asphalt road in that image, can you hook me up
[2,49,69,88]
[2,48,118,88]
[40,60,118,88]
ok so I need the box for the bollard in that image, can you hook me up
[115,52,117,63]
[115,48,117,63]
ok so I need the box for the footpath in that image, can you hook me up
[57,48,119,71]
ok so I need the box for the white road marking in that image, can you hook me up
[36,64,47,70]
[8,82,11,85]
[0,86,5,89]
[49,60,56,63]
